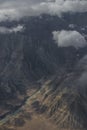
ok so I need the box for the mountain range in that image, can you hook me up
[0,12,87,130]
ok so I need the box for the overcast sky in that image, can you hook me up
[0,0,87,21]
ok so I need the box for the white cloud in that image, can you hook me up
[0,0,87,21]
[10,25,24,33]
[52,30,87,49]
[0,25,24,34]
[28,0,87,16]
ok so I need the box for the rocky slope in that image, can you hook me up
[31,72,87,130]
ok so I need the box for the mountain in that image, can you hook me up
[0,13,87,130]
